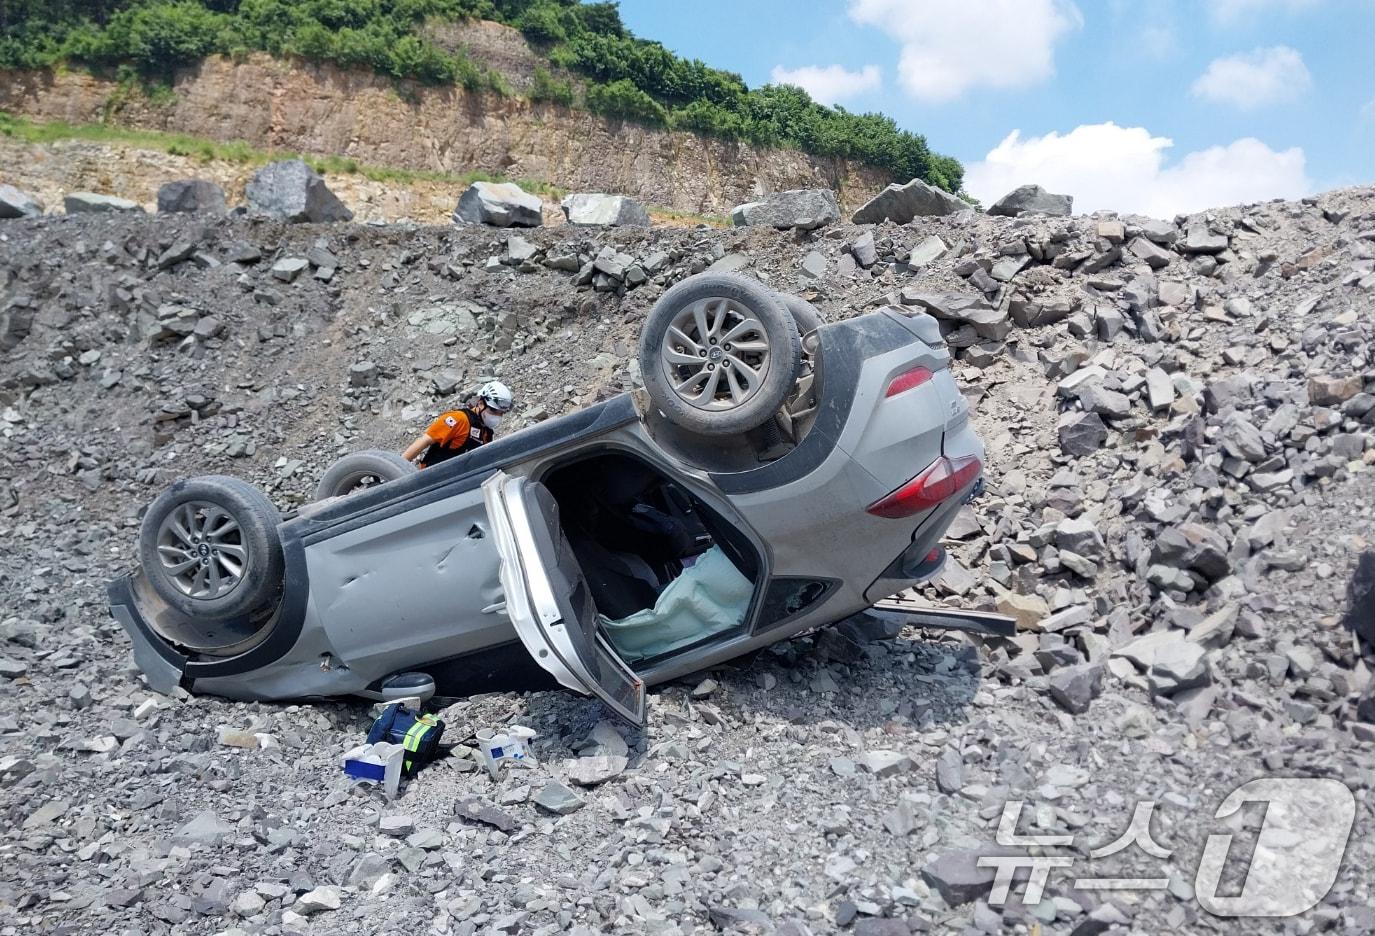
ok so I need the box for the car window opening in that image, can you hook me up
[542,452,761,664]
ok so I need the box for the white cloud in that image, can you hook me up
[1191,46,1312,110]
[768,64,882,106]
[1210,0,1318,25]
[1361,98,1375,120]
[964,122,1312,218]
[848,0,1081,102]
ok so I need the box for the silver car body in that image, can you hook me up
[109,307,984,725]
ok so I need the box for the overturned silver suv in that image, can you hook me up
[109,273,984,726]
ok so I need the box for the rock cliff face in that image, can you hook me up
[0,53,889,216]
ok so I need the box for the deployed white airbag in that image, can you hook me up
[599,546,751,661]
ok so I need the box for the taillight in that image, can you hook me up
[885,366,933,398]
[866,455,982,519]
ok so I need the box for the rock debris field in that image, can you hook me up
[1,178,1375,936]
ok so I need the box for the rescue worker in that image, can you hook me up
[402,380,514,468]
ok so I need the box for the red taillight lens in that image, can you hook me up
[866,455,982,519]
[885,366,934,398]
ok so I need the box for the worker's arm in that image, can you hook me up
[401,433,432,462]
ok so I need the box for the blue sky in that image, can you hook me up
[616,0,1375,216]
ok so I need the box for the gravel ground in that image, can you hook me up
[1,184,1374,935]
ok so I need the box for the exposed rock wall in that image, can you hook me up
[0,54,891,216]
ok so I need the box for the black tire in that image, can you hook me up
[775,291,824,336]
[640,272,802,437]
[314,449,417,501]
[138,475,284,621]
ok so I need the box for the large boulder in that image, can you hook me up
[730,189,838,230]
[244,159,353,223]
[64,192,144,214]
[454,181,543,228]
[0,184,44,219]
[851,178,965,224]
[157,179,227,215]
[988,184,1073,217]
[561,193,650,227]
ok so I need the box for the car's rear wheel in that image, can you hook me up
[139,475,284,621]
[314,449,417,501]
[641,272,802,437]
[775,291,824,336]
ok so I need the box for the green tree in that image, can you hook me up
[584,78,666,126]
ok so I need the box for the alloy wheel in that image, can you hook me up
[155,500,248,600]
[660,297,773,412]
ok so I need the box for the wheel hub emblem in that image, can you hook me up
[197,543,211,557]
[708,347,724,361]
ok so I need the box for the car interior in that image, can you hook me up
[541,452,762,664]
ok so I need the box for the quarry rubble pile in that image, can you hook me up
[1,181,1374,935]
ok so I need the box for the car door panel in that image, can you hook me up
[483,471,647,726]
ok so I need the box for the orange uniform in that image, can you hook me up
[419,408,492,468]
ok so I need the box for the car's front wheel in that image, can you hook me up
[314,449,417,501]
[640,272,802,437]
[138,475,285,621]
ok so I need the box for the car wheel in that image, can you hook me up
[774,291,824,336]
[314,449,417,501]
[138,475,285,621]
[641,272,802,437]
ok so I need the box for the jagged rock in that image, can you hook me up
[920,848,1002,905]
[1309,374,1363,405]
[1180,222,1228,254]
[801,250,827,278]
[901,291,1009,339]
[731,189,838,230]
[455,180,543,227]
[174,810,233,847]
[271,257,309,282]
[906,234,948,267]
[566,754,628,786]
[561,193,650,226]
[1148,640,1210,695]
[455,799,518,832]
[534,780,585,815]
[851,178,965,223]
[245,159,353,223]
[0,183,43,219]
[1128,236,1173,269]
[157,179,227,214]
[1058,411,1108,456]
[64,192,143,214]
[1049,663,1104,713]
[988,184,1072,217]
[850,231,877,268]
[858,750,910,777]
[295,886,341,915]
[349,361,380,387]
[1145,367,1176,410]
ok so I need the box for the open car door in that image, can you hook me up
[482,471,647,726]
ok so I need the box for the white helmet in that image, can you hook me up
[478,380,514,412]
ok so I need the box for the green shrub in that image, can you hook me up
[528,66,574,106]
[585,78,666,126]
[514,4,565,44]
[95,1,232,69]
[669,99,745,139]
